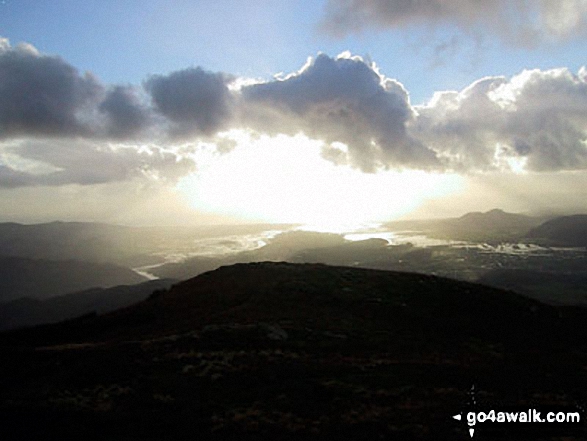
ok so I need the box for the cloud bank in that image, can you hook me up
[0,38,195,187]
[0,139,195,188]
[1,37,586,188]
[320,0,587,46]
[415,67,587,172]
[241,53,438,172]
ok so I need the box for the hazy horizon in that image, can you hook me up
[0,206,576,229]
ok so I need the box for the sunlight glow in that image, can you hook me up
[177,131,464,228]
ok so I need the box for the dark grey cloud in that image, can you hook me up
[144,67,234,138]
[321,0,587,45]
[0,39,156,141]
[0,39,235,142]
[413,67,587,172]
[0,139,195,187]
[0,42,102,138]
[241,53,438,171]
[99,86,151,139]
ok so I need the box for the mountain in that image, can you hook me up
[0,278,176,331]
[0,221,291,266]
[526,214,587,246]
[454,208,537,230]
[1,262,586,440]
[386,209,545,242]
[0,221,145,265]
[0,256,147,302]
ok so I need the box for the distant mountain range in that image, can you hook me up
[0,278,176,331]
[1,262,586,440]
[0,256,146,302]
[386,208,547,242]
[1,211,583,271]
[1,211,585,324]
[0,221,292,266]
[454,208,539,231]
[0,221,146,265]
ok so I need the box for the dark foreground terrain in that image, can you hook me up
[1,262,586,440]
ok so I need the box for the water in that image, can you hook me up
[132,223,586,280]
[132,229,285,279]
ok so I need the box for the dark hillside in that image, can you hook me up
[1,263,586,440]
[0,256,146,302]
[0,278,176,331]
[385,209,544,242]
[526,214,587,246]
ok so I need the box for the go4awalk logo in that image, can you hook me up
[451,385,584,438]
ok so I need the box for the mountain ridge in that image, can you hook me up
[526,214,587,246]
[0,256,146,302]
[0,261,569,347]
[0,278,176,331]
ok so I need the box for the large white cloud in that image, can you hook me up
[414,66,587,172]
[239,55,587,173]
[240,53,439,172]
[321,0,587,45]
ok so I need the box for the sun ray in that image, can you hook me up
[177,131,464,229]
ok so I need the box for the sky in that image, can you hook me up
[0,0,586,227]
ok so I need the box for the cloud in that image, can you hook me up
[0,38,236,143]
[0,39,102,138]
[240,53,439,171]
[320,0,587,45]
[413,66,587,172]
[99,86,151,139]
[0,165,33,188]
[144,67,234,138]
[0,38,156,141]
[0,139,195,187]
[1,36,586,180]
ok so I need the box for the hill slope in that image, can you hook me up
[386,209,544,242]
[526,214,587,246]
[1,262,586,440]
[0,278,176,331]
[0,256,146,302]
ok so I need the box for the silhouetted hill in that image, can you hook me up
[0,279,176,331]
[0,256,146,302]
[49,261,556,343]
[1,263,586,440]
[455,208,536,229]
[526,214,587,246]
[386,209,544,242]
